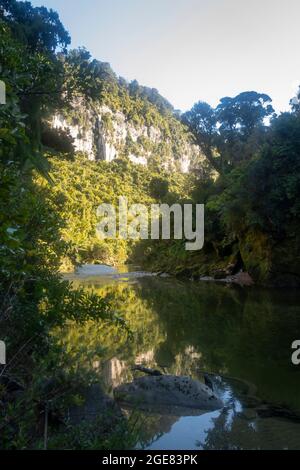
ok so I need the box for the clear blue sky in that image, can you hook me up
[30,0,300,112]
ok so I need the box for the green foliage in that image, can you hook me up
[149,177,169,200]
[1,0,300,451]
[0,162,128,449]
[45,413,142,450]
[0,1,129,449]
[183,91,275,174]
[149,110,300,286]
[0,0,70,52]
[128,79,174,114]
[44,156,192,267]
[0,18,64,171]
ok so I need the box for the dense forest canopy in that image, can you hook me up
[0,0,300,450]
[182,92,275,173]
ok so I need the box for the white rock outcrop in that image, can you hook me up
[52,102,202,173]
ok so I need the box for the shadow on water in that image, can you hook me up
[59,266,300,449]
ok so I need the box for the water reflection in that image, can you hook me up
[59,267,300,449]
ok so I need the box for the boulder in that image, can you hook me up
[114,375,223,414]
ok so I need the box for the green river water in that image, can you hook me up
[62,265,300,450]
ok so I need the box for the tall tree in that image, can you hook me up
[0,0,70,52]
[183,92,275,174]
[216,91,274,136]
[182,101,220,172]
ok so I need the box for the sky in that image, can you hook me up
[30,0,300,113]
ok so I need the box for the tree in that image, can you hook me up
[0,17,66,162]
[216,91,275,136]
[182,101,220,172]
[60,48,110,101]
[183,92,275,174]
[149,177,169,200]
[0,0,70,52]
[290,85,300,113]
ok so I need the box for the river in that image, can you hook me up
[61,264,300,450]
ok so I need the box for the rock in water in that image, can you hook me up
[114,375,223,413]
[68,384,123,425]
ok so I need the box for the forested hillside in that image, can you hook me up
[51,65,201,171]
[45,156,193,269]
[1,0,300,450]
[145,97,300,286]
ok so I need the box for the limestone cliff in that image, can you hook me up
[51,97,202,173]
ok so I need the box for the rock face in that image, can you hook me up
[238,229,300,287]
[114,375,223,413]
[51,101,201,173]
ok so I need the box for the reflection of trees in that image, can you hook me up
[137,279,300,410]
[53,276,300,448]
[52,282,166,389]
[134,413,179,449]
[201,406,300,450]
[201,407,256,450]
[54,277,300,412]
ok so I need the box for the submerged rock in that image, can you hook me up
[200,270,254,286]
[68,384,123,425]
[114,375,223,414]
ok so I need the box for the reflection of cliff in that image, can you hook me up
[172,347,202,377]
[56,275,300,415]
[102,357,128,388]
[136,350,155,365]
[102,350,156,389]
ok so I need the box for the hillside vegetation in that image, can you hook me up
[44,156,193,269]
[0,0,300,450]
